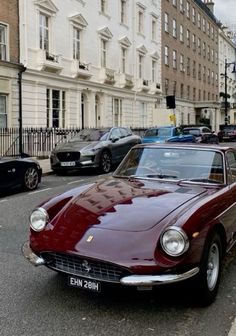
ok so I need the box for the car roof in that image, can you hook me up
[133,142,232,152]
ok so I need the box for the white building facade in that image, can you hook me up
[18,0,162,129]
[218,27,236,125]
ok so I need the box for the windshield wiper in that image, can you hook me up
[178,178,222,184]
[145,174,179,179]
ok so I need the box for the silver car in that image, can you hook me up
[50,127,141,174]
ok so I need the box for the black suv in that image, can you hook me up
[218,124,236,142]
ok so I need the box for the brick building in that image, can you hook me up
[161,0,220,130]
[0,0,24,128]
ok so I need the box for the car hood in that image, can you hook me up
[54,140,102,152]
[46,177,207,233]
[32,177,209,260]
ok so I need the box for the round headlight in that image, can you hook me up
[161,227,189,257]
[30,208,49,232]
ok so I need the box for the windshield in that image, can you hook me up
[69,129,109,142]
[114,147,224,184]
[145,128,173,138]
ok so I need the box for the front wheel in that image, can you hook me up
[195,232,222,306]
[99,151,112,173]
[23,167,39,190]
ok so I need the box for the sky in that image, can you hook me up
[213,0,236,27]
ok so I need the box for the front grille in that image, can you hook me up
[57,152,80,161]
[41,252,131,283]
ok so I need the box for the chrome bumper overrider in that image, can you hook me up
[22,241,45,266]
[120,267,199,286]
[22,241,199,285]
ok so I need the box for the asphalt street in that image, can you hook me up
[1,153,236,336]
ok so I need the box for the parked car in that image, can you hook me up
[182,126,219,144]
[0,156,42,193]
[23,143,236,305]
[50,127,141,174]
[142,126,196,144]
[218,124,236,142]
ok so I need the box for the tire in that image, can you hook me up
[23,166,39,190]
[195,232,222,306]
[99,151,112,173]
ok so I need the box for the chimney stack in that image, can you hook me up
[203,0,214,14]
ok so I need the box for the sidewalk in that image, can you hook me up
[34,157,53,175]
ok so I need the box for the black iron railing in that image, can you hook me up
[0,127,146,158]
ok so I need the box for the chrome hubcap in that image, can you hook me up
[102,153,111,172]
[206,242,219,291]
[25,168,38,190]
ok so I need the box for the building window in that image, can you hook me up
[193,87,196,101]
[192,34,196,50]
[180,54,184,71]
[172,0,177,7]
[173,50,177,69]
[186,29,190,47]
[198,63,201,80]
[137,6,144,34]
[203,66,206,82]
[0,24,7,61]
[187,57,190,75]
[187,85,190,100]
[198,38,201,54]
[39,13,49,51]
[192,7,196,24]
[113,98,122,126]
[164,46,169,65]
[164,13,169,33]
[151,17,157,40]
[120,0,127,24]
[140,102,147,127]
[0,95,7,127]
[164,78,169,94]
[180,24,184,42]
[180,0,184,13]
[202,18,206,32]
[121,47,126,73]
[151,59,156,82]
[46,89,66,128]
[186,1,190,18]
[138,54,144,78]
[73,27,80,60]
[203,42,206,57]
[101,39,107,67]
[193,60,196,78]
[180,83,184,98]
[198,89,201,101]
[198,13,201,28]
[172,19,177,38]
[100,0,107,14]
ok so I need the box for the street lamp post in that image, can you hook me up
[222,59,236,125]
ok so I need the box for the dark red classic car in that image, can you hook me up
[22,143,236,305]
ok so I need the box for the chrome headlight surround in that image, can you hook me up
[30,207,49,232]
[160,226,189,257]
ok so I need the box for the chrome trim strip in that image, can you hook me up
[22,241,45,266]
[120,267,199,286]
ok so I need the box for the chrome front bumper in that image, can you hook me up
[120,267,199,286]
[22,241,45,266]
[22,241,199,285]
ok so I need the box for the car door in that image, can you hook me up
[0,159,19,190]
[119,128,136,158]
[109,128,123,163]
[223,150,236,245]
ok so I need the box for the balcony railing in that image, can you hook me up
[37,49,62,73]
[71,60,92,78]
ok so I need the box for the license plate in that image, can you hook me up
[61,161,76,167]
[68,275,101,292]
